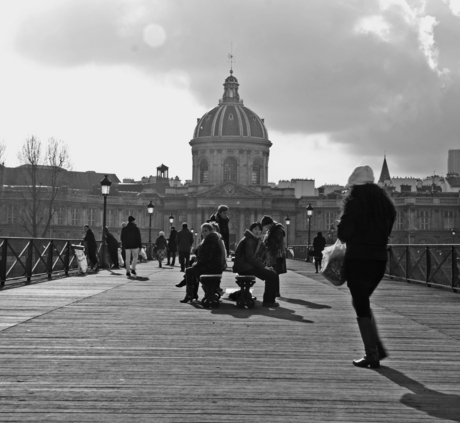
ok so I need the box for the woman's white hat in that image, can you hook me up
[345,165,375,188]
[159,231,165,236]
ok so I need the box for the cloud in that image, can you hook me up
[13,0,460,178]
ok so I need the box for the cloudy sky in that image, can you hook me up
[1,0,459,186]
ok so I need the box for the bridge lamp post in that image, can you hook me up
[147,201,154,260]
[284,216,291,250]
[169,214,174,233]
[306,204,313,262]
[99,175,112,269]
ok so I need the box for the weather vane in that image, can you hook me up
[228,43,235,73]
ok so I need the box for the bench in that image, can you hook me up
[199,275,222,309]
[235,275,256,309]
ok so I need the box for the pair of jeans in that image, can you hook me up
[179,251,190,271]
[167,250,176,266]
[346,259,387,318]
[125,248,139,271]
[239,267,278,303]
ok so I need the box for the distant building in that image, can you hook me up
[448,149,460,175]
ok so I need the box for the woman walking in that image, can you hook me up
[337,165,396,368]
[154,231,168,268]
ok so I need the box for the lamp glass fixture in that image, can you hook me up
[306,204,313,216]
[100,175,112,196]
[169,214,174,224]
[147,201,154,214]
[285,216,291,226]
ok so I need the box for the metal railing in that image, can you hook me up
[288,243,460,292]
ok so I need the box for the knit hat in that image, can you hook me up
[159,231,165,236]
[261,215,274,226]
[128,215,135,222]
[345,165,375,188]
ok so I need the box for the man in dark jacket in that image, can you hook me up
[166,226,178,266]
[176,222,194,272]
[120,216,142,277]
[208,205,230,256]
[233,222,278,307]
[83,225,99,271]
[312,232,327,273]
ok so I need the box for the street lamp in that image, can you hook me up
[99,174,112,269]
[284,216,291,249]
[306,204,313,262]
[169,214,174,232]
[451,228,456,244]
[147,201,154,260]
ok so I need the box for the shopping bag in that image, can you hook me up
[72,245,88,274]
[321,239,346,286]
[140,247,148,261]
[117,248,124,267]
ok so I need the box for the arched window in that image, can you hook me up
[223,157,237,182]
[200,159,209,184]
[252,160,262,185]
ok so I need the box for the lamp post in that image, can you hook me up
[147,201,154,260]
[99,174,112,269]
[284,216,291,251]
[169,214,174,233]
[452,228,456,244]
[306,204,313,262]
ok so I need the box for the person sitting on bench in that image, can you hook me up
[232,222,279,307]
[180,223,224,304]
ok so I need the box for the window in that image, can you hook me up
[71,208,79,226]
[223,157,237,182]
[200,159,209,184]
[88,208,96,226]
[444,210,455,229]
[395,212,404,230]
[252,160,261,185]
[228,113,234,120]
[324,212,335,230]
[7,205,16,224]
[419,210,430,230]
[55,207,64,225]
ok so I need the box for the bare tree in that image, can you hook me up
[17,136,71,238]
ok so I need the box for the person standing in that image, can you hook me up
[166,226,178,266]
[154,231,168,268]
[105,226,120,269]
[176,222,194,272]
[83,225,99,271]
[208,205,230,256]
[120,216,142,277]
[261,215,286,297]
[312,232,327,273]
[337,165,396,369]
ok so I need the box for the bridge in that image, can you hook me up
[0,259,459,422]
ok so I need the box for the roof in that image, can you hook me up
[445,176,460,187]
[378,157,391,183]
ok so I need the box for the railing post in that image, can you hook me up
[64,241,70,276]
[25,240,34,284]
[405,245,411,282]
[47,240,54,280]
[426,246,431,286]
[452,246,458,292]
[0,239,7,287]
[388,246,392,278]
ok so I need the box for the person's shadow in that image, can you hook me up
[377,366,460,422]
[281,297,332,310]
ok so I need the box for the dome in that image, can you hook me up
[193,71,268,139]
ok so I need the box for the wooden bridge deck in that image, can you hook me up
[0,259,459,422]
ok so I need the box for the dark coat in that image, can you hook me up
[155,235,167,250]
[208,213,230,253]
[176,228,194,252]
[105,230,119,251]
[264,222,286,274]
[313,235,327,257]
[83,228,98,254]
[167,229,178,252]
[120,222,142,249]
[193,232,224,274]
[233,230,267,274]
[337,196,396,261]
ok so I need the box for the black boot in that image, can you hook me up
[370,312,388,360]
[353,317,380,368]
[175,278,186,288]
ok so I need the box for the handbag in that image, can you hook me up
[321,240,347,286]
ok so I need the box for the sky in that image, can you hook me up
[0,0,459,187]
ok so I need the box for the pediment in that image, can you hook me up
[198,182,263,198]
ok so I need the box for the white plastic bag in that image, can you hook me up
[139,247,148,261]
[321,239,346,286]
[73,246,88,274]
[117,248,124,267]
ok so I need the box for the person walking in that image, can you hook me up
[105,226,120,269]
[261,215,286,297]
[154,231,168,268]
[312,232,327,273]
[166,226,178,266]
[208,205,230,256]
[120,216,142,277]
[233,222,279,307]
[83,225,99,271]
[176,222,194,272]
[337,165,396,369]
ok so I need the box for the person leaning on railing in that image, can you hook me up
[337,165,396,369]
